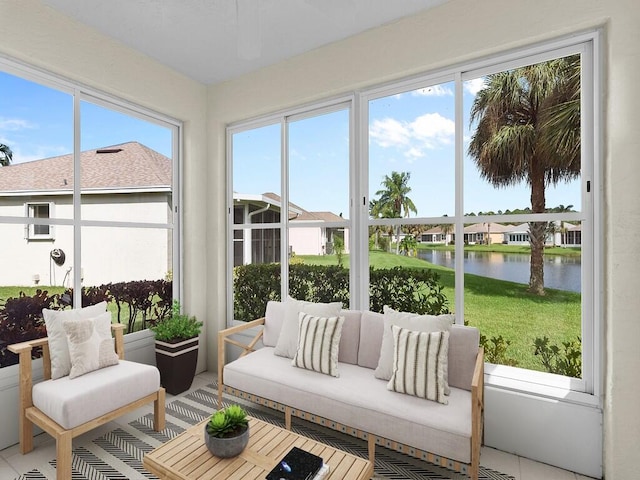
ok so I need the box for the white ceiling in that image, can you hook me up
[42,0,447,85]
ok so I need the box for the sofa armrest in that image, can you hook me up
[217,317,265,408]
[470,347,484,480]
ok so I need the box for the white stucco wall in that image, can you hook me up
[207,1,639,478]
[0,193,171,286]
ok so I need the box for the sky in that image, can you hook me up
[232,75,581,219]
[0,71,172,164]
[1,66,581,218]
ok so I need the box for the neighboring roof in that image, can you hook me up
[293,211,343,222]
[233,191,343,222]
[463,222,512,233]
[0,141,171,194]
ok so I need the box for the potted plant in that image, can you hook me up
[149,300,203,395]
[204,404,250,458]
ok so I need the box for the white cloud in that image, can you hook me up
[410,113,455,147]
[413,85,453,97]
[0,117,36,132]
[369,118,411,148]
[370,112,455,160]
[464,78,485,96]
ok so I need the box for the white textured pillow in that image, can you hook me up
[63,312,119,379]
[274,298,343,359]
[292,313,344,377]
[42,301,108,379]
[374,306,454,381]
[387,325,449,405]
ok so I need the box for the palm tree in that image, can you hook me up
[0,144,13,166]
[372,171,417,254]
[468,55,580,295]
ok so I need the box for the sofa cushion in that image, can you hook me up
[292,313,344,377]
[448,324,480,391]
[42,302,108,380]
[263,301,287,347]
[32,360,160,430]
[357,311,384,369]
[337,310,361,365]
[387,326,449,404]
[224,347,472,463]
[274,298,343,358]
[374,306,454,381]
[64,312,119,379]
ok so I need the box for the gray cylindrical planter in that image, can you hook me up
[203,424,249,458]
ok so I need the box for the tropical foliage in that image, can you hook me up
[370,171,417,254]
[468,55,581,295]
[0,143,12,166]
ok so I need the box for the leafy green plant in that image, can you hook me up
[533,336,582,378]
[149,300,202,343]
[206,405,249,438]
[480,334,518,367]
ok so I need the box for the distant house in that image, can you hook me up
[422,222,511,245]
[0,142,173,287]
[503,222,582,247]
[233,192,348,266]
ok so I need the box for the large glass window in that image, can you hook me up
[229,104,351,321]
[0,60,181,368]
[227,36,599,396]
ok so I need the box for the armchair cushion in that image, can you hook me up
[32,360,160,429]
[63,312,119,379]
[42,302,108,379]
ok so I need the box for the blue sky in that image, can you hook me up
[0,71,172,164]
[1,69,580,218]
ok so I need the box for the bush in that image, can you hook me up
[0,289,58,367]
[533,336,582,378]
[480,334,518,366]
[233,263,449,321]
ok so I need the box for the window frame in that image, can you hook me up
[25,202,54,240]
[0,53,184,312]
[226,31,601,403]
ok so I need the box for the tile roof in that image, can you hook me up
[0,141,171,193]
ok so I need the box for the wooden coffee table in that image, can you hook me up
[143,416,374,480]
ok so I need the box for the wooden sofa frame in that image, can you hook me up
[9,324,166,480]
[218,318,484,480]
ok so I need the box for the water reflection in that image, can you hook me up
[418,249,581,293]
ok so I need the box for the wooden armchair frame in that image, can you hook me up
[8,324,166,480]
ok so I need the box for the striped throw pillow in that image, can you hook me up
[292,312,345,377]
[387,325,449,404]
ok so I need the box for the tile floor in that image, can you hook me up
[0,371,597,480]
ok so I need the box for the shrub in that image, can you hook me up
[480,334,518,367]
[0,289,58,367]
[533,336,582,378]
[233,263,449,321]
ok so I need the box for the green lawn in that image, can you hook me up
[298,250,581,372]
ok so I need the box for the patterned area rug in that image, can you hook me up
[14,382,513,480]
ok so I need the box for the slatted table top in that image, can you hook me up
[143,415,374,480]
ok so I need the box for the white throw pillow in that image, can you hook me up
[63,312,119,379]
[42,301,108,379]
[274,298,342,359]
[374,305,454,381]
[292,313,345,377]
[387,325,449,405]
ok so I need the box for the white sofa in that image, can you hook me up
[218,301,484,480]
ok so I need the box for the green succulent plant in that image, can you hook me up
[206,405,248,438]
